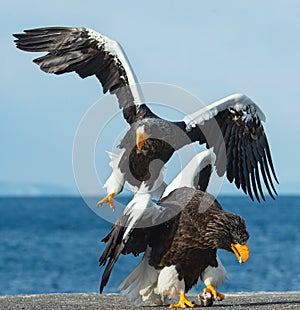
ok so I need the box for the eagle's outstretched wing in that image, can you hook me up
[13,27,145,124]
[183,93,278,202]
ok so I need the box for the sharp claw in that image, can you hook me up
[169,293,194,308]
[204,284,225,301]
[97,193,115,211]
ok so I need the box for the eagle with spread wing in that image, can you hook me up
[13,27,278,208]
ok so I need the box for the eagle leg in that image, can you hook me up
[169,292,195,308]
[204,284,225,301]
[97,193,115,211]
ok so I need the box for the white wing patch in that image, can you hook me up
[87,28,143,106]
[162,149,216,198]
[183,93,266,129]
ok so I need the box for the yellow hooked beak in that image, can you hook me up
[231,243,250,263]
[136,132,151,150]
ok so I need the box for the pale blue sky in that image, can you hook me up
[1,0,300,195]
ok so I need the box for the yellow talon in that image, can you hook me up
[204,284,225,301]
[169,292,195,308]
[97,193,115,211]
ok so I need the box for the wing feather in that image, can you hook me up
[262,150,277,195]
[251,143,266,200]
[184,94,278,202]
[237,126,246,193]
[264,139,279,184]
[232,125,240,189]
[250,168,260,202]
[13,27,144,124]
[255,165,265,201]
[225,123,236,183]
[242,135,254,200]
[213,120,227,176]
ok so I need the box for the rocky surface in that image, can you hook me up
[1,292,300,309]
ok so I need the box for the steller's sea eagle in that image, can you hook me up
[99,150,249,307]
[100,187,249,308]
[13,27,278,207]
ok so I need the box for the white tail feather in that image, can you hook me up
[119,248,162,306]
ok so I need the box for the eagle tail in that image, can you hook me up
[118,247,162,306]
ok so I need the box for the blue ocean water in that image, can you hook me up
[0,195,299,295]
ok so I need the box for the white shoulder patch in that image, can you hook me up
[162,149,216,198]
[86,28,143,105]
[86,28,118,52]
[183,93,266,128]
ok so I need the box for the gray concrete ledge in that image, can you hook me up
[0,292,300,309]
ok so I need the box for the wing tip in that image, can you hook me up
[231,93,267,122]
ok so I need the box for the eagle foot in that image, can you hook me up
[204,284,225,301]
[97,193,115,211]
[169,293,195,308]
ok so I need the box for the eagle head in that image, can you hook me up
[209,212,250,263]
[136,124,151,151]
[225,213,250,263]
[135,119,180,152]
